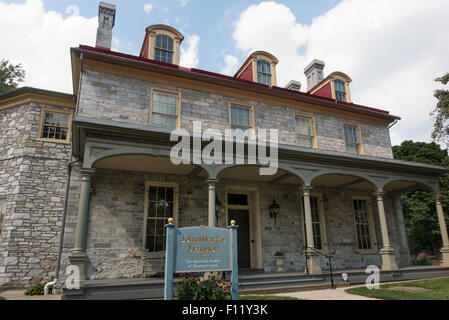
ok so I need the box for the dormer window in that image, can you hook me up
[139,24,184,66]
[234,51,278,87]
[155,34,174,64]
[257,60,271,85]
[334,79,346,102]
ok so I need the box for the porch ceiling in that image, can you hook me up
[312,174,374,190]
[218,166,300,183]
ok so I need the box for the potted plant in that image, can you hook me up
[274,250,285,272]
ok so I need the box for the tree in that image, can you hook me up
[393,141,449,255]
[431,73,449,146]
[0,59,25,93]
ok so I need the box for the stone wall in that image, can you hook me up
[0,103,72,287]
[60,168,403,280]
[78,70,393,159]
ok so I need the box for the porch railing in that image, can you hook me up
[301,246,335,289]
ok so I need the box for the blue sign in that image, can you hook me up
[164,221,239,300]
[174,227,231,272]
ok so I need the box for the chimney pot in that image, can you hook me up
[304,59,325,92]
[95,2,116,50]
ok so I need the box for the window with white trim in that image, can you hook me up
[145,184,176,253]
[257,60,271,85]
[151,90,179,129]
[344,124,361,154]
[353,198,374,250]
[295,115,315,148]
[334,79,346,102]
[155,34,174,64]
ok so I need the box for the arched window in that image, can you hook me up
[155,34,174,64]
[334,79,346,102]
[257,60,271,85]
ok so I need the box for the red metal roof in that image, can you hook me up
[77,45,392,117]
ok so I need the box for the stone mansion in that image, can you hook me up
[1,2,449,293]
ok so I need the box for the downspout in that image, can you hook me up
[45,52,84,295]
[388,119,398,129]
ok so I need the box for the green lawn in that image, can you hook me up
[346,277,449,300]
[239,295,299,300]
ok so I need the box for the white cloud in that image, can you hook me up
[144,3,153,13]
[232,0,449,144]
[180,34,200,68]
[0,0,97,93]
[220,55,239,76]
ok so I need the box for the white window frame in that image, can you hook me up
[143,181,179,256]
[352,196,378,254]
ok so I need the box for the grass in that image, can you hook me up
[0,296,5,300]
[239,295,299,300]
[346,277,449,300]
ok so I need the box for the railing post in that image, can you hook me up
[228,220,239,300]
[164,218,176,300]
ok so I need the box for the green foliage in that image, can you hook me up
[0,59,25,93]
[392,140,449,255]
[431,73,449,146]
[0,296,6,300]
[175,273,231,300]
[24,282,51,296]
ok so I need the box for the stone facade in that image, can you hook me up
[58,168,402,281]
[78,70,393,159]
[0,103,71,287]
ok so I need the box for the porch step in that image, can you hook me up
[240,281,350,295]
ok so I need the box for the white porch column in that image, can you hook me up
[393,194,411,266]
[374,190,399,270]
[302,185,321,275]
[435,195,449,266]
[207,178,218,227]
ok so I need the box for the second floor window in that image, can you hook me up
[344,124,361,154]
[334,79,346,102]
[257,60,271,85]
[230,104,253,131]
[151,90,179,129]
[155,34,174,64]
[38,109,71,143]
[295,115,314,148]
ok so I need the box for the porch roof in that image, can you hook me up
[72,115,447,179]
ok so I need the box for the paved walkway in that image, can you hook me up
[274,285,378,300]
[0,289,61,300]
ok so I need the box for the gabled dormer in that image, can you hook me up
[234,51,279,87]
[140,24,184,65]
[305,60,352,103]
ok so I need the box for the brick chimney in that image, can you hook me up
[304,59,325,92]
[95,2,116,49]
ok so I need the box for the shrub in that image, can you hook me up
[274,250,285,257]
[175,273,231,300]
[411,252,432,265]
[24,282,51,296]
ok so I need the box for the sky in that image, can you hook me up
[1,0,449,146]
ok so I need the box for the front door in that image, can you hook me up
[228,209,251,269]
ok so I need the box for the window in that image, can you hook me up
[154,34,174,64]
[144,183,178,253]
[334,79,346,102]
[257,60,271,85]
[295,115,315,148]
[353,198,375,251]
[38,109,72,143]
[302,195,326,251]
[0,198,6,236]
[150,89,179,129]
[230,104,253,131]
[344,124,362,154]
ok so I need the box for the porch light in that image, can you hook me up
[269,199,280,228]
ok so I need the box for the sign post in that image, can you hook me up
[164,218,239,300]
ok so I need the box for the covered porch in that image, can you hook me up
[65,116,449,288]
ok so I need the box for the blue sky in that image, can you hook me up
[26,0,341,73]
[1,0,449,145]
